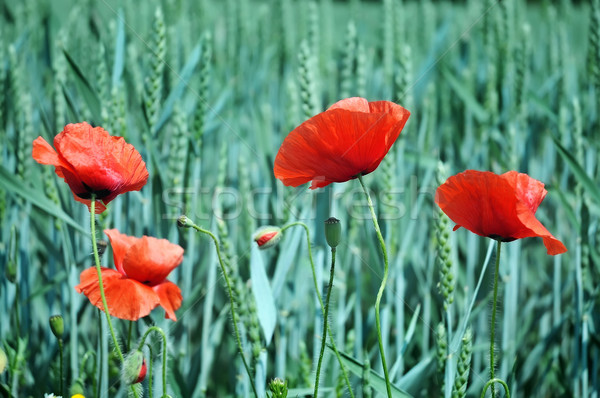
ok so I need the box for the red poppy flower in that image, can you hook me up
[435,170,567,255]
[274,97,410,189]
[32,122,149,213]
[75,229,184,321]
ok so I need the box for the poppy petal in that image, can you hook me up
[122,236,184,285]
[153,281,182,321]
[274,97,409,189]
[54,122,149,204]
[75,267,160,321]
[104,229,140,274]
[32,136,60,166]
[328,96,370,112]
[435,170,566,255]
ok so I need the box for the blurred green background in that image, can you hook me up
[0,0,598,397]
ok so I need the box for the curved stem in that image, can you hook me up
[90,196,139,398]
[480,378,510,398]
[137,326,168,397]
[147,344,154,398]
[281,222,355,398]
[186,220,258,398]
[489,240,502,398]
[357,174,393,398]
[314,248,336,398]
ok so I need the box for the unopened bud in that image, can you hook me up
[49,315,64,339]
[268,377,288,398]
[253,226,282,250]
[122,350,147,385]
[177,215,194,228]
[324,217,341,248]
[69,378,85,396]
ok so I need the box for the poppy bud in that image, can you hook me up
[177,215,194,228]
[324,217,341,249]
[253,226,282,250]
[49,315,64,340]
[268,377,288,398]
[122,350,147,385]
[69,378,85,396]
[0,347,7,374]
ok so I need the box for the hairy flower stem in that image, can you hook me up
[357,174,393,398]
[137,326,168,397]
[58,339,64,396]
[480,378,511,398]
[313,247,336,398]
[90,196,139,398]
[280,222,355,398]
[187,221,258,398]
[489,240,503,398]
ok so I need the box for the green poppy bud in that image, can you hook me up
[49,315,64,339]
[177,215,194,228]
[253,226,282,250]
[324,217,341,248]
[69,378,85,395]
[122,350,147,385]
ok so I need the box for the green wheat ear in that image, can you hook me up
[452,328,473,398]
[340,20,357,100]
[362,351,372,398]
[436,162,455,311]
[167,106,189,188]
[436,322,448,396]
[298,39,320,119]
[144,6,166,135]
[588,0,600,120]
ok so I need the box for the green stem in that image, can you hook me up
[489,240,502,398]
[186,220,258,398]
[148,344,154,398]
[90,196,139,398]
[480,378,510,398]
[58,339,64,397]
[313,248,336,398]
[281,222,355,398]
[357,174,393,398]
[137,326,168,397]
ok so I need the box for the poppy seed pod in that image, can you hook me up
[324,217,341,249]
[253,226,282,250]
[122,350,147,385]
[49,315,64,339]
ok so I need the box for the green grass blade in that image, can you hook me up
[0,165,87,234]
[553,137,600,205]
